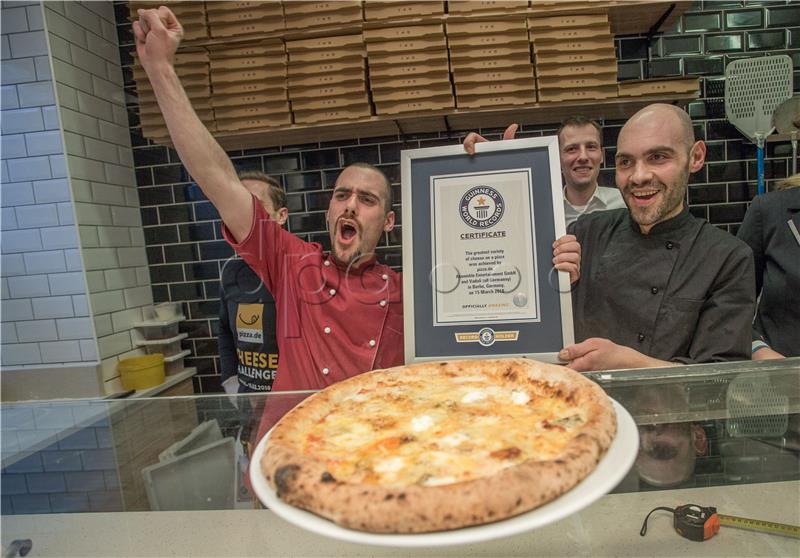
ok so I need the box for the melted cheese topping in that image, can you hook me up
[302,377,586,488]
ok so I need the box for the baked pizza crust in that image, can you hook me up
[262,358,616,533]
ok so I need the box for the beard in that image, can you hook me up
[622,166,689,229]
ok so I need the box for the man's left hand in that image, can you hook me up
[559,338,674,371]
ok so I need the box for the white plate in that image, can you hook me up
[250,399,638,547]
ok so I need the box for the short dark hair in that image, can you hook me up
[557,116,603,146]
[345,162,393,214]
[237,169,287,210]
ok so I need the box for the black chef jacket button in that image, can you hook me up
[638,333,646,342]
[665,241,674,249]
[651,287,659,294]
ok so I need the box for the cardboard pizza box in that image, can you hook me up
[527,12,609,29]
[213,103,291,120]
[210,68,286,84]
[448,1,530,14]
[453,65,533,83]
[456,92,535,109]
[448,32,529,48]
[215,113,292,132]
[617,77,700,97]
[287,34,364,52]
[529,24,611,42]
[370,73,451,91]
[537,84,617,103]
[363,1,444,21]
[367,49,447,67]
[206,5,282,22]
[209,18,284,38]
[371,83,453,102]
[363,23,444,43]
[283,1,362,16]
[211,80,285,95]
[536,73,617,90]
[535,58,616,77]
[293,105,372,124]
[374,95,454,115]
[369,59,449,78]
[287,57,365,76]
[288,47,365,64]
[290,82,368,100]
[365,36,446,54]
[208,42,285,59]
[205,1,281,14]
[209,56,286,72]
[285,8,364,30]
[211,92,289,108]
[450,53,532,71]
[534,37,614,53]
[446,19,526,36]
[450,45,532,62]
[291,92,370,112]
[455,79,535,96]
[288,72,366,88]
[534,48,616,65]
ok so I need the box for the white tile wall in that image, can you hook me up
[2,1,154,376]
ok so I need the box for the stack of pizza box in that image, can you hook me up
[283,1,363,32]
[447,18,536,109]
[529,10,618,103]
[205,1,285,39]
[286,34,371,125]
[127,0,208,43]
[363,1,444,22]
[365,24,453,116]
[133,50,214,142]
[208,41,291,133]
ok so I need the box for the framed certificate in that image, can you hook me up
[401,136,573,363]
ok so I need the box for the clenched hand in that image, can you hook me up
[133,6,183,71]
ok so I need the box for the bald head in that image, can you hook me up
[620,103,695,152]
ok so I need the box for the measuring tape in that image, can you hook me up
[640,504,800,541]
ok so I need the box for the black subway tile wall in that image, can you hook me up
[115,1,800,393]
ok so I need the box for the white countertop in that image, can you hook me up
[2,481,798,557]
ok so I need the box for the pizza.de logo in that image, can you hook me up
[459,186,504,230]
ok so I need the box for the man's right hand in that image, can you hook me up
[133,6,183,72]
[463,123,519,155]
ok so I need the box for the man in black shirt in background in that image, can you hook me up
[559,103,755,371]
[219,170,288,393]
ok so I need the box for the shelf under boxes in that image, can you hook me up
[209,41,290,132]
[283,1,363,32]
[447,18,536,109]
[365,24,453,116]
[134,50,213,143]
[363,1,445,22]
[286,34,371,125]
[529,11,618,104]
[127,1,208,43]
[133,316,191,376]
[205,0,285,39]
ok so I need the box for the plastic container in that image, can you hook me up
[136,333,188,356]
[154,302,181,321]
[133,316,185,340]
[118,354,165,390]
[164,350,191,375]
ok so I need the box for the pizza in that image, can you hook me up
[261,358,616,533]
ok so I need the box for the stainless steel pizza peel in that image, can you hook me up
[772,96,800,175]
[724,55,793,194]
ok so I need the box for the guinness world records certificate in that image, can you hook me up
[402,136,573,363]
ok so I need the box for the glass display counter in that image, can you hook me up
[1,358,798,556]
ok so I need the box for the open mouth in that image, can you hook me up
[631,189,659,203]
[338,220,359,242]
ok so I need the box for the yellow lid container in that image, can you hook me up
[118,354,166,390]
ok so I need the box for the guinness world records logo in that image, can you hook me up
[459,186,504,229]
